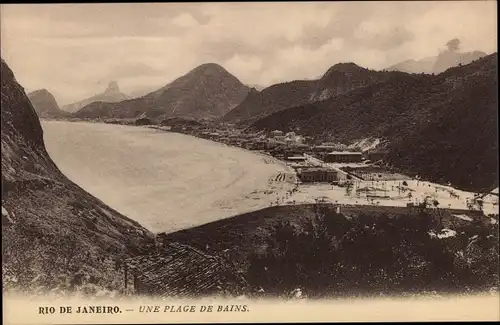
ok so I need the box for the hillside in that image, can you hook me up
[387,42,487,74]
[433,50,487,74]
[161,203,498,298]
[62,81,130,113]
[27,89,68,119]
[221,80,317,124]
[1,58,155,293]
[222,63,405,124]
[73,63,250,121]
[387,56,436,74]
[249,53,498,192]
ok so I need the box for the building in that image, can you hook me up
[298,167,338,183]
[312,145,338,152]
[135,117,152,126]
[270,130,284,137]
[364,150,388,162]
[253,140,268,150]
[284,146,309,158]
[324,151,363,163]
[289,143,310,152]
[274,135,286,142]
[285,155,307,163]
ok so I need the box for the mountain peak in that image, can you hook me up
[30,88,52,96]
[62,81,129,113]
[190,63,229,76]
[321,62,367,79]
[105,81,120,94]
[27,88,66,118]
[330,62,364,73]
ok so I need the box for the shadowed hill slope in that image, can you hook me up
[73,63,250,121]
[1,58,155,292]
[249,54,498,192]
[222,63,406,124]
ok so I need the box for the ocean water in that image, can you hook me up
[41,121,291,233]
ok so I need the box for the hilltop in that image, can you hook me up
[249,53,498,192]
[222,62,406,124]
[27,89,68,119]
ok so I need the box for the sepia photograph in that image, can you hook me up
[1,1,499,323]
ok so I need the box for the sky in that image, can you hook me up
[1,1,497,105]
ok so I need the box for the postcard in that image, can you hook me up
[1,2,498,324]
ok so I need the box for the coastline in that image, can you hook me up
[41,120,298,234]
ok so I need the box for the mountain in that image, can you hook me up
[73,63,250,121]
[387,56,436,74]
[222,63,405,124]
[221,80,317,124]
[27,89,68,118]
[249,53,498,192]
[1,58,155,291]
[387,51,487,74]
[62,81,130,113]
[247,84,266,91]
[432,50,487,74]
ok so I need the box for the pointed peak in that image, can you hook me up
[105,81,120,93]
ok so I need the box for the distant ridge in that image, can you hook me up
[73,63,250,121]
[62,81,130,113]
[222,62,405,124]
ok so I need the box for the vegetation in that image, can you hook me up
[2,58,154,296]
[2,223,134,297]
[244,205,499,298]
[162,203,498,298]
[249,53,498,193]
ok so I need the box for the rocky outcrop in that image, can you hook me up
[27,89,68,119]
[62,81,130,113]
[1,58,155,291]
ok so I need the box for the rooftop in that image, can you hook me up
[301,167,337,173]
[327,151,363,155]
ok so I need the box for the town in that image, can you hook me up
[121,117,500,218]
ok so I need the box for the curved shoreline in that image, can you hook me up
[41,120,296,233]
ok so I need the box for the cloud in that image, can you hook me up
[446,38,461,52]
[106,62,166,80]
[172,12,200,28]
[0,2,496,104]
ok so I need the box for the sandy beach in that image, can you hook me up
[41,120,296,233]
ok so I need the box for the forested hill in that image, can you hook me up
[222,62,405,124]
[249,53,498,192]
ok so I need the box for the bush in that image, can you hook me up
[244,205,499,298]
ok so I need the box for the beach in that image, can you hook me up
[41,120,296,233]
